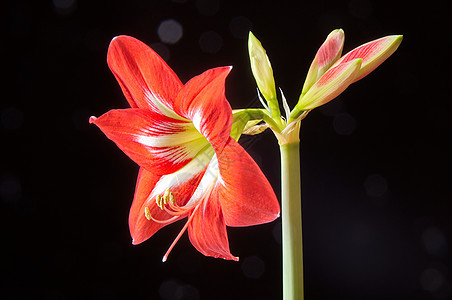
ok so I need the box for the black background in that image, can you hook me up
[4,0,451,299]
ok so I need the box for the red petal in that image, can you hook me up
[130,149,212,245]
[175,67,233,154]
[302,29,345,94]
[333,35,402,82]
[317,29,345,68]
[90,108,208,175]
[129,167,179,245]
[217,139,280,226]
[107,35,183,110]
[188,192,238,261]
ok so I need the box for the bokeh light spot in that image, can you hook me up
[241,256,266,279]
[229,16,252,39]
[333,112,356,135]
[349,224,371,246]
[196,0,220,16]
[175,284,199,300]
[199,30,223,54]
[422,227,448,256]
[348,0,373,19]
[319,99,343,116]
[1,107,23,130]
[52,0,76,15]
[150,42,171,62]
[272,221,282,244]
[420,268,445,292]
[159,280,179,299]
[0,175,22,204]
[364,174,388,197]
[159,280,199,300]
[158,19,183,45]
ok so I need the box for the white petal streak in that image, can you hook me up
[151,146,215,198]
[186,153,221,207]
[135,121,204,147]
[144,89,187,121]
[151,142,206,165]
[133,119,209,165]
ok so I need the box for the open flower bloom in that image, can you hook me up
[90,36,280,261]
[296,30,403,111]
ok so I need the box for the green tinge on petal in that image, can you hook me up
[248,32,277,102]
[242,123,269,135]
[230,110,251,141]
[302,29,345,94]
[334,35,403,83]
[297,58,362,110]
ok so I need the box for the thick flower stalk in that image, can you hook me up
[90,36,280,262]
[247,29,402,300]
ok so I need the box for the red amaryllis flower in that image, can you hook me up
[90,36,280,261]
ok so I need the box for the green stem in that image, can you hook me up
[244,108,285,132]
[280,141,304,300]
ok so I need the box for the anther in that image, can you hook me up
[156,189,175,210]
[169,192,175,204]
[156,195,163,209]
[144,207,152,220]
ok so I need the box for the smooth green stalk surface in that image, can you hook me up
[280,141,304,300]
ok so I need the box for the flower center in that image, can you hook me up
[144,188,195,223]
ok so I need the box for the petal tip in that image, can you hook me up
[88,116,97,124]
[394,34,403,44]
[131,236,144,245]
[110,35,131,43]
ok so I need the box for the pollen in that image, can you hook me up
[144,207,152,220]
[156,189,175,210]
[156,195,163,209]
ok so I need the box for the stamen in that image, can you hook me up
[144,206,181,224]
[156,189,175,209]
[163,188,170,199]
[162,203,201,262]
[149,214,179,224]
